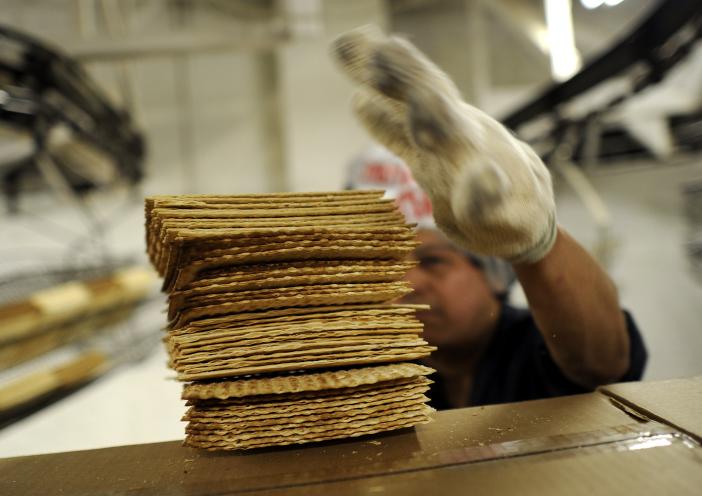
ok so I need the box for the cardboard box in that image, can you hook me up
[1,376,700,495]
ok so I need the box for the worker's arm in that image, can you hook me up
[514,227,630,388]
[333,27,634,389]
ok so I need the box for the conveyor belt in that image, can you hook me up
[502,0,702,138]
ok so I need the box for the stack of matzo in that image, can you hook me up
[145,190,435,450]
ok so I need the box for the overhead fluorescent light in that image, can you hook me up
[545,0,581,81]
[580,0,626,9]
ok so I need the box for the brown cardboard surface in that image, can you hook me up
[269,433,702,496]
[0,392,643,495]
[599,375,702,441]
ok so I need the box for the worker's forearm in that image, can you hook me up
[513,228,630,388]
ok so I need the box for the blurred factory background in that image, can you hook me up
[0,0,701,457]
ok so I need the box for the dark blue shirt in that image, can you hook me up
[426,304,647,409]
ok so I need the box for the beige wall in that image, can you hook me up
[555,159,702,381]
[279,0,388,192]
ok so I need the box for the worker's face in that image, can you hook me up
[400,229,499,349]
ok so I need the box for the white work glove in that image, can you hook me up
[332,26,557,264]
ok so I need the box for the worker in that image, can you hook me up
[335,27,647,409]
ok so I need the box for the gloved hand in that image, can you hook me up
[332,26,557,264]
